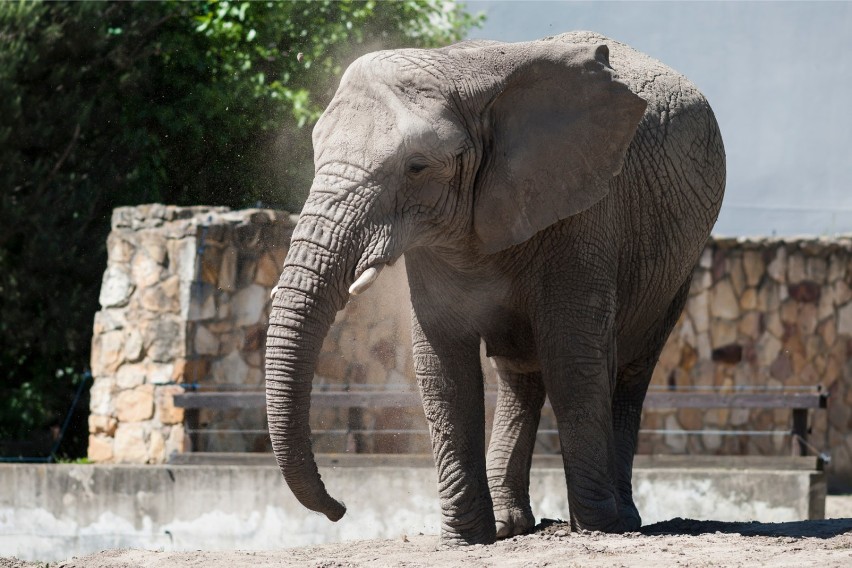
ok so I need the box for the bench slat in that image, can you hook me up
[174,392,265,409]
[643,392,827,409]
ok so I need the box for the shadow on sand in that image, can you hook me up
[640,517,852,539]
[535,517,852,539]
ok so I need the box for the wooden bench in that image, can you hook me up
[171,386,829,467]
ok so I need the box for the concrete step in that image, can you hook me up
[0,461,825,562]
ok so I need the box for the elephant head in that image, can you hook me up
[265,39,647,522]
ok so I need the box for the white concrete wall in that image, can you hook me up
[0,463,823,562]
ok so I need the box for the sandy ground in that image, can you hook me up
[4,497,852,568]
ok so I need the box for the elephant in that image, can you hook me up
[265,30,725,545]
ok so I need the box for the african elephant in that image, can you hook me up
[265,31,725,545]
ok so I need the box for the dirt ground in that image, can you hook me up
[4,497,852,568]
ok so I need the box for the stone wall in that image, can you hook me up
[88,205,418,462]
[89,205,852,485]
[644,237,852,486]
[88,205,295,462]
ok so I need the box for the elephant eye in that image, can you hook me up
[407,162,428,175]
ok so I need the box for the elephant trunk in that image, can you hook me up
[265,209,358,522]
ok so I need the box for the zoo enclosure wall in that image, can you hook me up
[87,205,852,487]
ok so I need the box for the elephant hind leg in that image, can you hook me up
[611,364,653,531]
[486,368,546,538]
[612,276,693,530]
[538,314,622,533]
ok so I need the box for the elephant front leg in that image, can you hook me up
[486,367,546,538]
[412,320,495,545]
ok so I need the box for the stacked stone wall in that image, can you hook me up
[88,205,419,461]
[89,205,225,462]
[89,206,852,486]
[88,205,296,461]
[644,237,852,486]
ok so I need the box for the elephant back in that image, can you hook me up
[545,31,703,112]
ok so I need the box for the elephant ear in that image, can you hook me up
[473,44,647,254]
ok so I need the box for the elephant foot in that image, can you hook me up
[439,500,497,546]
[494,505,535,539]
[440,527,496,546]
[618,498,642,531]
[569,494,624,533]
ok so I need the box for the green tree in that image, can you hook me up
[0,0,481,459]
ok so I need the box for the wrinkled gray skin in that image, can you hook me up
[265,31,725,545]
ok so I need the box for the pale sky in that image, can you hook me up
[465,1,852,237]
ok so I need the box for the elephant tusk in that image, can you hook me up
[348,264,385,296]
[270,285,279,300]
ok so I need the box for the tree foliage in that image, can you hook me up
[0,0,481,458]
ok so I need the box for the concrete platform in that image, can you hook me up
[0,456,826,562]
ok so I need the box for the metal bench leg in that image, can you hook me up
[791,408,808,457]
[185,408,200,452]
